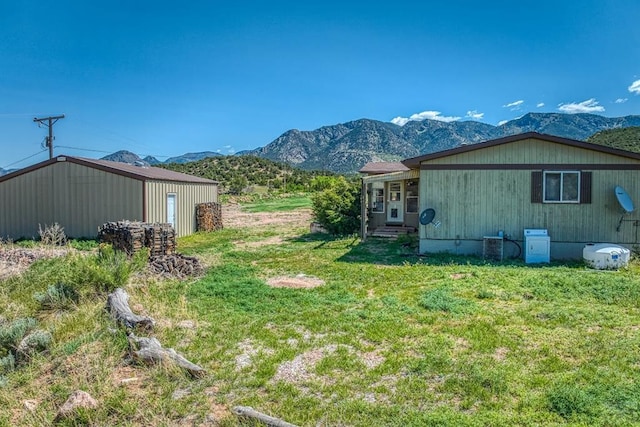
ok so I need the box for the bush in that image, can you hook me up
[311,177,361,235]
[38,223,67,246]
[34,282,79,312]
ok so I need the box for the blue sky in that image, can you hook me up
[1,0,639,169]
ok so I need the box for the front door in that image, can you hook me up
[167,194,176,228]
[387,181,404,223]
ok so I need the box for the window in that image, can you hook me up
[371,183,384,213]
[544,171,579,202]
[531,170,591,204]
[406,181,418,213]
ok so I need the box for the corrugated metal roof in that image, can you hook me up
[0,155,218,184]
[362,169,419,184]
[359,161,409,174]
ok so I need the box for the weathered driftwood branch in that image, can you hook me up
[106,288,155,330]
[128,333,206,378]
[232,406,299,427]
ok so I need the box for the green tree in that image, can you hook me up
[311,177,361,235]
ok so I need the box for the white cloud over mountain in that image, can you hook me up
[536,102,545,108]
[629,79,640,95]
[503,100,524,110]
[391,110,461,126]
[465,110,484,120]
[557,98,604,114]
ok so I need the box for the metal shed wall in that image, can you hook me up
[0,160,143,239]
[145,181,218,237]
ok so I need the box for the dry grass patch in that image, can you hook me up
[266,274,325,289]
[0,246,71,280]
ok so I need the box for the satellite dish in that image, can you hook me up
[615,186,635,213]
[419,208,436,225]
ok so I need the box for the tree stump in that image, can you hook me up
[106,288,155,330]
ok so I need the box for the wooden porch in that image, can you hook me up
[369,225,417,238]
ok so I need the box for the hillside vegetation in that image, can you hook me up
[160,155,338,194]
[587,126,640,153]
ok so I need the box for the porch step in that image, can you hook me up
[370,226,416,238]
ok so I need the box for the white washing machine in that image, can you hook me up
[524,229,550,263]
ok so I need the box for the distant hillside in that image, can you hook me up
[163,151,222,164]
[101,150,148,165]
[587,126,640,153]
[250,113,640,172]
[159,155,336,193]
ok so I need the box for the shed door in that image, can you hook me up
[387,181,404,223]
[167,194,176,228]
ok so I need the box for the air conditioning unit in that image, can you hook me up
[483,236,504,261]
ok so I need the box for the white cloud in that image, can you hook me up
[391,110,461,126]
[629,79,640,95]
[465,110,484,120]
[536,102,545,108]
[557,98,605,114]
[615,98,628,104]
[503,100,524,110]
[497,120,509,126]
[391,116,409,126]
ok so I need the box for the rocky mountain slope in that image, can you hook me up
[251,113,640,172]
[587,126,640,153]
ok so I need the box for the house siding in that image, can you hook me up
[0,161,143,239]
[419,139,640,259]
[145,181,218,237]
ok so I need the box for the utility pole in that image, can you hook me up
[33,115,65,159]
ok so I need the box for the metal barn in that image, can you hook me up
[0,155,218,239]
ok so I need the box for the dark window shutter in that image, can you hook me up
[531,171,543,203]
[580,171,592,204]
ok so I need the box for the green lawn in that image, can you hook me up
[241,195,312,212]
[1,199,639,426]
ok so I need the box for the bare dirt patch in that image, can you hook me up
[233,236,284,249]
[222,203,312,230]
[266,274,325,289]
[0,246,71,280]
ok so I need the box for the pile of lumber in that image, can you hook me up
[148,254,203,278]
[98,221,176,256]
[196,202,223,232]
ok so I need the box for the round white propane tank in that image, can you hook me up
[583,243,631,270]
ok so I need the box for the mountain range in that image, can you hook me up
[98,112,640,173]
[250,113,640,172]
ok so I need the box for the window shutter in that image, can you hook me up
[531,171,543,203]
[580,171,592,204]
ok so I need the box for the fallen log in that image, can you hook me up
[106,288,155,330]
[128,333,206,378]
[232,406,299,427]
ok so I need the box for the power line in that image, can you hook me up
[1,149,48,169]
[33,114,65,159]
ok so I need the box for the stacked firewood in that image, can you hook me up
[98,221,176,256]
[196,202,223,232]
[148,254,203,278]
[144,223,176,256]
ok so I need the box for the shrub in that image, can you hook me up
[0,318,37,351]
[38,223,67,246]
[311,177,361,235]
[34,282,79,312]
